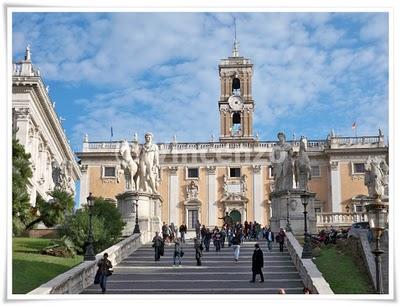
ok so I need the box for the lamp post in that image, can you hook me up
[285,191,292,232]
[133,199,140,234]
[366,198,388,294]
[84,192,96,261]
[300,191,313,259]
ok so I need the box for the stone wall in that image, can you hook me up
[285,232,334,294]
[27,233,141,294]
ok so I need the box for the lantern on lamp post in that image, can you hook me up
[133,198,140,234]
[366,198,388,294]
[300,191,313,259]
[84,192,96,261]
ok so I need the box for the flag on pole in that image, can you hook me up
[351,122,356,130]
[111,126,114,138]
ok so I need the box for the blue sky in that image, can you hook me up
[12,12,389,152]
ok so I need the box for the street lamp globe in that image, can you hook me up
[366,200,388,294]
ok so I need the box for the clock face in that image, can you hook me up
[228,95,243,111]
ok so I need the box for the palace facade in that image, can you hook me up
[76,44,388,232]
[12,47,81,205]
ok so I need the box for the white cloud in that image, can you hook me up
[12,12,389,148]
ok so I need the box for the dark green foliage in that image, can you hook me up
[25,188,75,231]
[41,236,77,258]
[59,197,125,254]
[12,134,33,236]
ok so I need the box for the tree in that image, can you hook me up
[12,132,33,235]
[59,197,126,254]
[25,188,74,231]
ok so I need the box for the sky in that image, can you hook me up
[12,12,389,152]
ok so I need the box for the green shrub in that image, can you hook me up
[59,197,125,254]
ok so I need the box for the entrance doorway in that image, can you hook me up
[229,210,241,224]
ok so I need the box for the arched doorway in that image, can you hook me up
[230,209,241,224]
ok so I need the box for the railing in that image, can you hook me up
[82,135,384,153]
[316,212,368,228]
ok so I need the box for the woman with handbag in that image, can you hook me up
[95,253,113,293]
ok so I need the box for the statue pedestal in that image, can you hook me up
[270,189,317,236]
[116,190,163,244]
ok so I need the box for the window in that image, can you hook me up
[103,166,116,177]
[230,167,241,178]
[187,167,199,179]
[315,208,321,213]
[311,165,320,177]
[232,112,241,136]
[188,209,199,229]
[355,205,363,213]
[353,163,365,174]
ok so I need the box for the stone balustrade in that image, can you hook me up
[285,232,334,294]
[316,212,368,229]
[27,233,141,294]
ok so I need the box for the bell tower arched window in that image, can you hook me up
[232,77,241,95]
[232,112,242,136]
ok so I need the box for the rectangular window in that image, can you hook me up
[353,163,365,174]
[187,167,199,179]
[315,208,322,213]
[230,167,241,178]
[104,166,116,177]
[311,165,320,177]
[188,209,199,229]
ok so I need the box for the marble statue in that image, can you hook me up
[240,174,247,194]
[223,174,228,196]
[364,156,388,198]
[138,132,160,194]
[186,180,199,200]
[119,140,139,190]
[272,132,294,192]
[294,137,312,190]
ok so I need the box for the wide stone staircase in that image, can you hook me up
[82,239,305,294]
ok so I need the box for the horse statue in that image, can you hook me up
[364,156,387,199]
[294,137,311,190]
[119,140,139,191]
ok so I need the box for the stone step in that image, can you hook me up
[82,287,305,294]
[82,240,303,295]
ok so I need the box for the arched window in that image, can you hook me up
[232,77,241,95]
[232,112,241,136]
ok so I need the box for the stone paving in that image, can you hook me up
[83,239,305,294]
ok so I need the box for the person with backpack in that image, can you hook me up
[276,228,286,252]
[232,231,241,263]
[152,231,163,261]
[95,252,113,293]
[194,237,203,266]
[173,238,183,267]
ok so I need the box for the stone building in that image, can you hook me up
[76,43,388,233]
[12,46,81,205]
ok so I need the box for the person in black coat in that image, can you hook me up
[250,243,264,283]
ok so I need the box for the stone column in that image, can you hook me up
[329,161,341,212]
[207,166,217,227]
[252,165,263,224]
[168,166,179,225]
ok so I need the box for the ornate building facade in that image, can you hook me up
[76,44,388,232]
[12,47,81,205]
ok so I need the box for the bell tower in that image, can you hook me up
[218,36,255,142]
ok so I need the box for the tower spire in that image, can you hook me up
[232,17,239,57]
